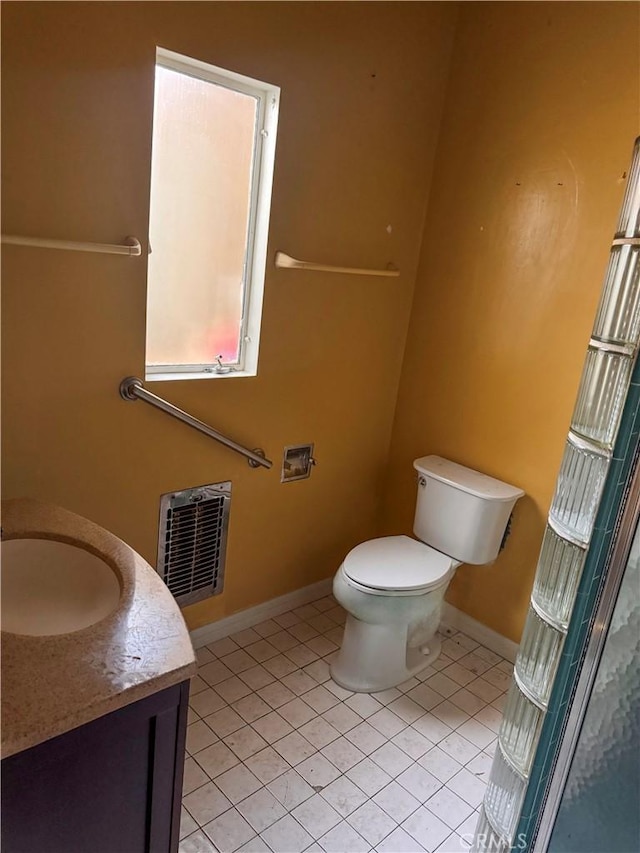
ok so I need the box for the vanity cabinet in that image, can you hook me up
[2,681,190,853]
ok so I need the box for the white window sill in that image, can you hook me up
[145,369,257,382]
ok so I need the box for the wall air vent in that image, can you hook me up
[157,482,231,607]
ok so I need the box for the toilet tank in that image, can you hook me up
[413,456,525,565]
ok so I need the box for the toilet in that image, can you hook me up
[330,455,524,693]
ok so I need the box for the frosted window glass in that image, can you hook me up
[146,66,258,367]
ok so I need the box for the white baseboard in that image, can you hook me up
[190,577,334,649]
[191,576,518,663]
[442,602,519,663]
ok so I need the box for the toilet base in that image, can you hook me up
[330,614,442,693]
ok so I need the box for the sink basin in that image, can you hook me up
[1,538,121,636]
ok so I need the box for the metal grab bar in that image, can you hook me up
[119,377,272,469]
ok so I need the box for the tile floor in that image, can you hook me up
[179,595,513,853]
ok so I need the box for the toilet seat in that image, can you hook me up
[342,535,457,596]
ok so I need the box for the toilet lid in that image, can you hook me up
[342,536,456,592]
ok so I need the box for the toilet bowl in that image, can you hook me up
[330,456,524,693]
[331,536,462,692]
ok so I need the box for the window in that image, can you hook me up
[145,48,279,380]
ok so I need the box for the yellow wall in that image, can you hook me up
[0,2,458,629]
[381,2,640,642]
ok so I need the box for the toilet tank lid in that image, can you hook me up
[342,535,457,592]
[413,456,525,502]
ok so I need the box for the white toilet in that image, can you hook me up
[330,455,524,693]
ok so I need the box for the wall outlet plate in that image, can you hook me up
[281,443,315,483]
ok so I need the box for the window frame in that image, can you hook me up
[145,47,280,382]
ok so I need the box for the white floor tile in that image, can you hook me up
[387,695,426,724]
[281,670,318,696]
[448,689,486,717]
[319,820,371,852]
[251,711,294,744]
[303,659,332,684]
[391,727,433,760]
[426,674,460,699]
[299,717,341,749]
[438,733,480,765]
[407,684,442,711]
[373,780,421,822]
[425,787,473,829]
[187,721,219,755]
[222,650,257,674]
[215,765,263,804]
[203,807,256,852]
[412,713,453,743]
[418,747,462,783]
[376,826,426,852]
[184,757,210,795]
[345,693,384,718]
[369,708,407,738]
[261,814,314,853]
[430,701,470,729]
[183,780,232,826]
[347,800,396,846]
[465,678,502,704]
[322,703,362,733]
[231,628,262,648]
[278,697,318,728]
[224,726,269,761]
[184,598,507,853]
[320,776,368,817]
[254,620,281,638]
[291,793,342,838]
[325,680,354,701]
[370,742,413,777]
[196,742,241,779]
[200,660,235,687]
[232,694,272,724]
[239,665,277,691]
[245,746,291,784]
[402,806,450,852]
[345,721,388,755]
[179,828,220,853]
[446,768,486,809]
[181,808,199,840]
[188,708,201,725]
[246,640,280,663]
[396,764,440,803]
[272,731,316,765]
[258,681,297,709]
[263,654,299,679]
[191,688,227,718]
[371,687,403,706]
[216,677,254,705]
[206,707,246,738]
[296,753,342,788]
[346,757,393,796]
[236,788,287,833]
[267,768,315,810]
[321,737,366,772]
[303,685,341,713]
[456,719,495,750]
[273,611,301,629]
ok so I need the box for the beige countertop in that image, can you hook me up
[1,498,197,759]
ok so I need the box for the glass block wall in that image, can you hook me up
[472,136,640,852]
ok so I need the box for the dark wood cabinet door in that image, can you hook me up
[2,681,189,853]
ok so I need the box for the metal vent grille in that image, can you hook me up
[157,482,231,607]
